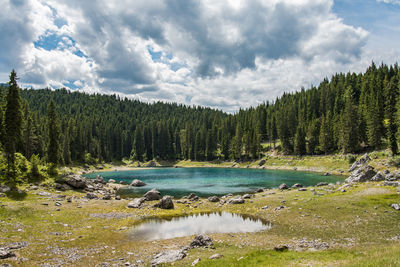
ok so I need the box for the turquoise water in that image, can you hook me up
[86,167,343,197]
[130,212,272,241]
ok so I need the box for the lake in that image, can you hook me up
[86,167,343,197]
[130,212,272,241]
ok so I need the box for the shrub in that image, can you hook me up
[28,154,42,182]
[346,154,357,164]
[389,156,400,168]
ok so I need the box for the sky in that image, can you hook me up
[0,0,399,113]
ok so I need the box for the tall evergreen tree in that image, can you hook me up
[47,99,60,165]
[385,79,398,155]
[3,70,23,184]
[294,124,306,155]
[340,86,359,153]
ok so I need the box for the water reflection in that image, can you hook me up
[130,212,272,241]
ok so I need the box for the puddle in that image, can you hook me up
[130,212,272,241]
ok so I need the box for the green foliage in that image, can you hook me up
[47,99,60,164]
[388,156,400,168]
[346,154,357,164]
[84,152,97,165]
[28,154,42,182]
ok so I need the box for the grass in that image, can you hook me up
[0,180,399,266]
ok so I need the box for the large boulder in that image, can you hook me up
[258,159,266,166]
[228,197,244,204]
[86,192,98,199]
[153,196,174,209]
[207,196,220,202]
[345,165,376,183]
[279,183,289,190]
[143,188,161,201]
[130,179,146,187]
[291,183,303,188]
[151,249,186,266]
[190,235,213,248]
[0,247,15,259]
[127,197,146,208]
[371,171,385,181]
[93,175,106,184]
[349,153,370,172]
[188,193,199,201]
[65,175,87,189]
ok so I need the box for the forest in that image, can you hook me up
[0,62,399,183]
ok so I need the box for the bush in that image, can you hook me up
[46,163,58,177]
[389,156,400,168]
[346,154,357,164]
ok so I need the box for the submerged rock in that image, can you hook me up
[153,196,174,209]
[127,197,146,208]
[151,249,186,266]
[130,179,146,187]
[190,235,213,248]
[208,196,220,202]
[143,189,161,201]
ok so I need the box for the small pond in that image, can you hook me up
[130,212,272,241]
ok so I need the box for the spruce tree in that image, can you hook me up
[385,79,398,155]
[47,99,60,165]
[294,124,306,155]
[3,70,23,184]
[340,86,359,153]
[132,125,145,161]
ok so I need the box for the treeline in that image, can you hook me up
[0,62,399,175]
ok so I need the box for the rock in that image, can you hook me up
[228,197,244,204]
[0,185,11,193]
[86,192,98,199]
[371,171,385,181]
[153,196,174,209]
[274,206,285,211]
[242,194,252,199]
[258,159,266,166]
[55,183,71,191]
[208,196,220,202]
[345,165,376,183]
[324,172,331,176]
[274,245,289,252]
[291,183,303,188]
[108,179,116,183]
[190,235,213,248]
[130,179,147,187]
[0,248,15,259]
[391,203,400,210]
[191,258,201,266]
[349,153,370,172]
[0,193,5,197]
[151,249,186,266]
[115,195,121,200]
[65,175,87,189]
[143,189,161,201]
[385,171,400,181]
[254,188,264,193]
[188,193,199,201]
[127,197,146,208]
[30,185,39,190]
[316,182,328,187]
[209,254,223,260]
[102,194,112,200]
[279,183,289,190]
[147,160,156,167]
[261,205,269,210]
[94,175,106,184]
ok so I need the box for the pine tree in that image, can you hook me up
[3,70,23,184]
[306,119,320,154]
[294,124,306,155]
[385,79,398,155]
[340,86,359,153]
[132,124,145,161]
[47,99,60,165]
[319,112,333,154]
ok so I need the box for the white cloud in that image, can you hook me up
[377,0,400,4]
[0,0,397,112]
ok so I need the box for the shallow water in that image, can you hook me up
[86,167,343,197]
[130,212,272,241]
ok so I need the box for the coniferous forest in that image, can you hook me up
[0,62,399,175]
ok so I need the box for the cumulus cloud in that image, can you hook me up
[377,0,400,4]
[0,0,389,112]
